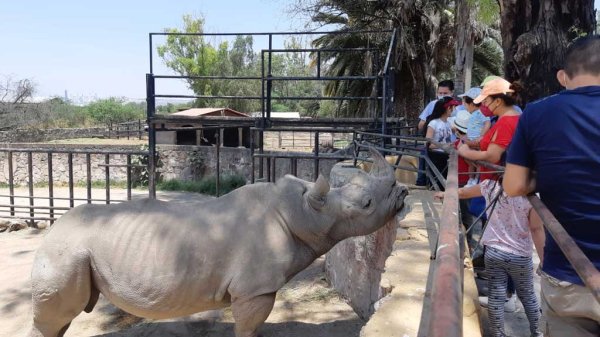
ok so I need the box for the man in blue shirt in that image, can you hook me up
[504,35,600,336]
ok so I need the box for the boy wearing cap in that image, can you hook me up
[459,87,491,186]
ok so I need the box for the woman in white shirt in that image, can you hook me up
[422,96,461,189]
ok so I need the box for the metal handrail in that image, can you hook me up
[427,150,462,337]
[459,154,600,304]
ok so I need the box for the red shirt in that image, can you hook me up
[479,115,520,181]
[454,139,470,186]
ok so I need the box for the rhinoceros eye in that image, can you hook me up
[363,199,372,208]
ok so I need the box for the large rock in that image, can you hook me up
[325,162,408,319]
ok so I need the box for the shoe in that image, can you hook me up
[478,296,516,313]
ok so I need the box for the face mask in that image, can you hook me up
[480,104,494,117]
[438,95,450,100]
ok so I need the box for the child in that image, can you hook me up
[458,179,545,337]
[458,87,491,186]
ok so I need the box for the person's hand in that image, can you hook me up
[458,142,470,155]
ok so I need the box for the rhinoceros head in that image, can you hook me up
[281,147,408,250]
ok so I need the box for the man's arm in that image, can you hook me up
[503,163,536,196]
[528,207,545,266]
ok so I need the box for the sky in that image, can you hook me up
[1,1,599,104]
[0,0,303,103]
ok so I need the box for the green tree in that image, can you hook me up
[86,98,143,126]
[158,15,324,116]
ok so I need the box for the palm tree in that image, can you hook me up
[302,0,454,120]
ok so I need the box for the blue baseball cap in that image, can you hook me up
[458,87,482,100]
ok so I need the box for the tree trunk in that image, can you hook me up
[392,0,449,121]
[500,0,596,105]
[454,0,475,95]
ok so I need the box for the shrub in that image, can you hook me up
[157,174,246,196]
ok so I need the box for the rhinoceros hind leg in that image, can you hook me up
[30,251,93,337]
[232,292,276,337]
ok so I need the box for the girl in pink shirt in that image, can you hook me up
[457,179,545,337]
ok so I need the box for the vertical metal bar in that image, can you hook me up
[8,152,14,216]
[68,153,74,208]
[27,152,34,226]
[146,73,157,199]
[215,131,220,197]
[317,51,321,78]
[149,33,154,73]
[272,157,277,183]
[266,157,271,182]
[250,129,255,183]
[267,34,273,122]
[127,155,132,201]
[47,152,54,223]
[127,124,130,140]
[105,154,110,204]
[352,132,358,167]
[314,132,320,180]
[86,153,92,204]
[138,119,142,140]
[291,158,298,176]
[259,51,265,180]
[427,152,462,337]
[381,73,387,147]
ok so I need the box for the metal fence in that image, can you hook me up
[0,147,148,224]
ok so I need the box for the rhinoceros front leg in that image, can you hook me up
[232,292,276,337]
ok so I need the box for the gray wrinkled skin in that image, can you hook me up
[29,148,408,337]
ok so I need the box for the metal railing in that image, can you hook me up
[471,159,600,304]
[0,147,148,224]
[145,29,397,198]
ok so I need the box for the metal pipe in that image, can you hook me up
[427,151,462,337]
[105,154,110,204]
[8,151,14,216]
[47,153,54,223]
[149,30,392,37]
[27,152,34,226]
[216,131,220,197]
[68,153,74,208]
[146,73,157,199]
[528,196,600,304]
[86,153,92,204]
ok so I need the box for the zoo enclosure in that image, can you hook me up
[145,29,404,197]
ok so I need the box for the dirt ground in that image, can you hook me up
[0,189,363,337]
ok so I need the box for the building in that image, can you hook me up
[156,108,252,147]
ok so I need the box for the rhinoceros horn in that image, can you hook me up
[368,147,395,182]
[307,175,330,209]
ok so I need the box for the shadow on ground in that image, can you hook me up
[95,318,363,337]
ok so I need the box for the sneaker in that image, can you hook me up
[478,296,517,312]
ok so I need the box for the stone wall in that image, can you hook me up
[0,143,340,185]
[324,162,403,320]
[0,128,107,143]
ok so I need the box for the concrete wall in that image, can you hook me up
[324,163,402,320]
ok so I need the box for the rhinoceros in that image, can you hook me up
[29,148,408,337]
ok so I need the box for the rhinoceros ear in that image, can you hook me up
[368,147,394,181]
[307,175,330,210]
